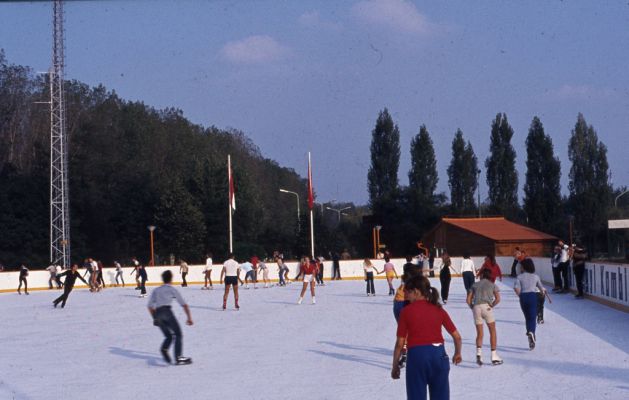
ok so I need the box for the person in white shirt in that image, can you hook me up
[460,253,477,292]
[148,270,193,365]
[363,258,381,296]
[240,261,255,289]
[203,253,213,290]
[114,261,124,287]
[220,253,241,310]
[258,260,270,288]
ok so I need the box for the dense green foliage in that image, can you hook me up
[523,117,562,234]
[367,108,400,212]
[447,130,478,215]
[485,113,519,218]
[567,113,612,252]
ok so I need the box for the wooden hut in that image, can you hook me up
[422,217,557,257]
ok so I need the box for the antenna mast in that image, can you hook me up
[50,0,71,268]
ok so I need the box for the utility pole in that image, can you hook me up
[50,0,71,268]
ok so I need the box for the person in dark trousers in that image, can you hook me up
[536,290,545,324]
[439,252,452,304]
[17,265,29,295]
[139,263,148,297]
[514,258,546,350]
[331,252,341,280]
[428,246,436,277]
[179,260,189,287]
[315,256,325,285]
[550,244,562,291]
[510,247,522,277]
[97,260,106,289]
[53,264,88,308]
[148,270,193,365]
[572,246,587,299]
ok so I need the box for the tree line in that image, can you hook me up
[367,108,623,257]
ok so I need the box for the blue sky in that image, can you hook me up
[1,0,628,205]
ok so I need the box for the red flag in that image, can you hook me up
[229,156,236,211]
[307,152,314,210]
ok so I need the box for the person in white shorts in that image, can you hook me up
[297,256,318,305]
[466,268,502,366]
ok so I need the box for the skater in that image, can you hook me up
[478,254,502,283]
[416,241,428,275]
[294,256,307,282]
[17,264,29,295]
[315,256,325,286]
[467,268,503,366]
[114,261,124,287]
[363,258,379,296]
[572,245,587,299]
[556,243,570,293]
[439,252,452,304]
[53,264,88,308]
[179,260,189,287]
[297,256,317,304]
[391,275,462,400]
[54,265,64,289]
[550,244,562,292]
[258,259,270,288]
[514,258,546,350]
[220,253,241,310]
[148,270,193,365]
[203,253,213,290]
[510,247,522,277]
[331,252,341,280]
[277,257,287,286]
[536,288,546,324]
[131,257,141,290]
[241,260,255,289]
[461,253,477,293]
[97,260,106,289]
[138,263,148,297]
[383,256,399,295]
[46,264,58,289]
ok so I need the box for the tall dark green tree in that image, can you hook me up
[409,125,438,203]
[447,129,478,214]
[523,117,562,233]
[485,113,518,218]
[367,108,400,211]
[568,113,612,251]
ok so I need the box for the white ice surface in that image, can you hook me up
[1,278,628,400]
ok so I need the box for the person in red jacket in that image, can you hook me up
[478,254,503,283]
[297,256,318,305]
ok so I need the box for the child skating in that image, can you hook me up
[467,268,503,365]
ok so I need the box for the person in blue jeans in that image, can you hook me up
[392,275,462,400]
[514,258,547,350]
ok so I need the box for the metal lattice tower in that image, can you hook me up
[49,0,71,268]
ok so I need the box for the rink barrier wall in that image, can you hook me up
[1,257,628,312]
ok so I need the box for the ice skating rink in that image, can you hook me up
[1,277,628,400]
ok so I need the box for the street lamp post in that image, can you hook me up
[477,168,482,218]
[147,225,156,266]
[279,189,300,230]
[326,206,351,223]
[614,189,629,208]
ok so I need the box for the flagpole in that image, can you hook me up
[309,152,315,259]
[228,155,233,253]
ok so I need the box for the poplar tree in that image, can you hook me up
[409,125,438,203]
[367,108,400,210]
[523,117,561,233]
[447,129,478,214]
[568,113,612,250]
[485,113,518,217]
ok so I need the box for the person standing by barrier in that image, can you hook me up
[363,258,380,296]
[383,256,399,295]
[439,252,452,304]
[478,255,502,283]
[461,253,477,293]
[203,253,213,290]
[241,260,255,289]
[572,246,587,299]
[391,275,462,400]
[550,244,562,292]
[97,260,106,289]
[315,256,325,286]
[148,270,193,365]
[555,243,570,293]
[220,253,241,310]
[53,264,88,308]
[467,268,503,366]
[331,252,341,280]
[139,263,148,298]
[179,260,189,287]
[277,257,287,286]
[114,261,124,287]
[258,259,270,288]
[514,258,546,350]
[297,256,317,305]
[131,257,141,290]
[510,247,522,277]
[17,264,29,295]
[47,264,58,289]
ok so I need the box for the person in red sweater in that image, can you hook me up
[391,275,462,400]
[478,254,503,283]
[297,256,318,305]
